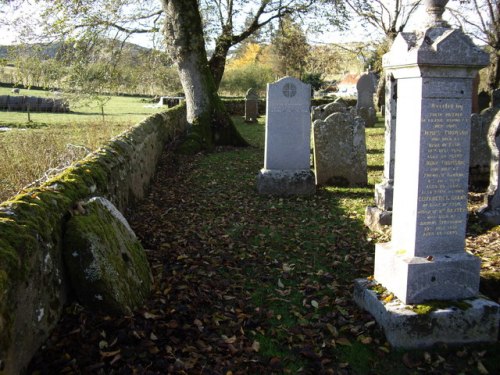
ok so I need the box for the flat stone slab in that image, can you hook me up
[354,278,500,349]
[257,169,315,196]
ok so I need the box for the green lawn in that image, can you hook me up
[0,86,163,126]
[0,88,165,201]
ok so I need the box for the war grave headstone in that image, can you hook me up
[354,0,499,348]
[257,76,315,196]
[312,112,367,186]
[477,111,500,224]
[356,72,377,127]
[365,73,397,230]
[244,88,259,123]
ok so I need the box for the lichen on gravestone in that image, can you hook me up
[63,197,152,314]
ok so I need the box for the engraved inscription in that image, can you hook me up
[268,103,310,113]
[418,102,468,238]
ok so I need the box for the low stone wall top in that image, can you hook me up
[0,104,188,375]
[222,98,351,116]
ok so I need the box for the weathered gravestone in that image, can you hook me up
[356,72,377,127]
[244,88,259,123]
[312,112,367,186]
[257,76,315,195]
[365,73,397,230]
[311,99,347,122]
[354,0,499,349]
[477,111,500,224]
[470,89,500,185]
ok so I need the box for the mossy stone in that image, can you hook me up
[63,197,152,314]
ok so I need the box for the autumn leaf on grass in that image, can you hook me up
[335,337,351,346]
[100,349,121,358]
[222,335,237,344]
[477,361,489,375]
[251,340,260,352]
[383,293,394,303]
[282,263,295,272]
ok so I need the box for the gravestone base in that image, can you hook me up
[477,206,500,225]
[354,278,500,349]
[374,243,481,305]
[257,169,315,196]
[364,206,392,231]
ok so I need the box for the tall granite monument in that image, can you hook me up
[354,0,499,348]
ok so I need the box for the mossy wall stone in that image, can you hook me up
[0,104,187,375]
[64,197,152,314]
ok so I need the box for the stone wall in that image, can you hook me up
[0,104,188,375]
[222,98,347,116]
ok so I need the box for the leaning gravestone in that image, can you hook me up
[354,0,499,348]
[312,112,367,186]
[64,197,152,314]
[244,88,259,123]
[257,76,315,195]
[477,111,500,224]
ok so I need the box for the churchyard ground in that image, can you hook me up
[27,115,500,374]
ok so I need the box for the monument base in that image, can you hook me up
[374,243,481,304]
[364,206,392,231]
[257,168,315,196]
[354,278,500,349]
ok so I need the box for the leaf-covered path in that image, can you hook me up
[29,119,500,374]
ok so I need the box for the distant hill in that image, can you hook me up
[0,39,153,61]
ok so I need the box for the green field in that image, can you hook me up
[0,87,165,201]
[0,86,163,125]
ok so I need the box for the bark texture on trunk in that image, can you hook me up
[161,0,248,151]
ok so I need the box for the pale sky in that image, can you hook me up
[0,2,483,48]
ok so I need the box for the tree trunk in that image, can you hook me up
[209,33,232,89]
[161,0,248,152]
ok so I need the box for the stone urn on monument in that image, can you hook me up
[354,0,500,348]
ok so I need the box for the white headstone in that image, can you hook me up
[257,76,315,195]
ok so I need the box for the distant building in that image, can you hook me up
[337,73,360,97]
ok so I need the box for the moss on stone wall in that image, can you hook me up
[0,103,188,375]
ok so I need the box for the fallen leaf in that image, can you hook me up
[251,340,260,352]
[100,349,121,358]
[477,361,489,374]
[278,278,285,288]
[335,337,351,346]
[311,300,319,309]
[383,293,394,303]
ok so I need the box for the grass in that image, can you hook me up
[0,88,165,201]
